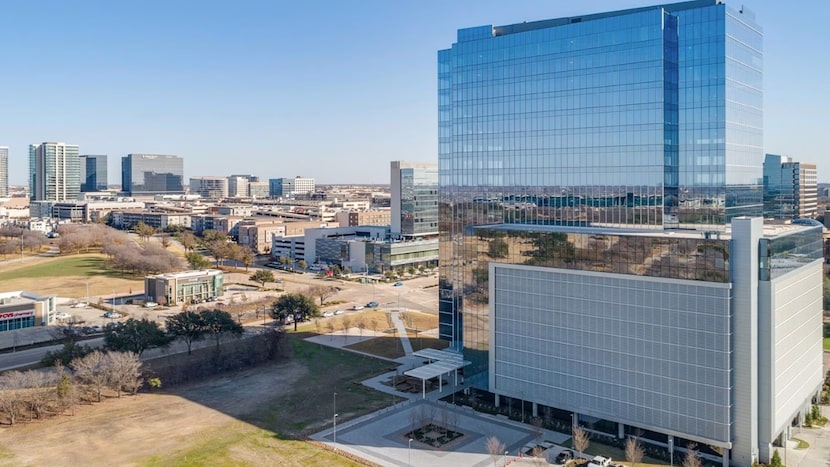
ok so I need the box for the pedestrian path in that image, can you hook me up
[389,311,413,356]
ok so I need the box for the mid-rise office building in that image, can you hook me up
[190,176,229,200]
[79,155,108,192]
[227,175,250,198]
[438,2,821,466]
[269,176,315,198]
[391,161,438,238]
[0,147,8,197]
[29,142,81,201]
[763,154,818,220]
[144,270,224,306]
[121,154,184,196]
[248,181,269,199]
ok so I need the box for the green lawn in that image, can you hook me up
[824,323,830,351]
[0,255,110,281]
[824,338,830,351]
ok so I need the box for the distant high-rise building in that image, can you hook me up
[268,176,315,198]
[391,161,438,238]
[190,176,229,200]
[227,175,250,198]
[269,178,292,198]
[763,154,818,219]
[79,155,108,192]
[292,176,315,195]
[121,154,184,196]
[0,147,8,197]
[248,181,269,199]
[29,142,81,201]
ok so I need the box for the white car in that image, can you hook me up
[588,456,612,467]
[335,309,345,315]
[54,312,71,320]
[351,305,363,311]
[322,311,334,318]
[72,302,88,308]
[144,302,159,308]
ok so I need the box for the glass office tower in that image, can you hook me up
[121,154,184,196]
[438,0,762,346]
[391,161,439,238]
[28,142,81,201]
[80,155,108,192]
[0,147,7,197]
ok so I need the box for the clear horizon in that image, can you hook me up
[1,0,826,185]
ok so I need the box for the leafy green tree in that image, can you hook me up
[271,293,319,331]
[199,309,244,350]
[186,251,212,270]
[165,311,205,355]
[104,318,171,357]
[239,246,255,271]
[250,270,275,288]
[201,229,228,244]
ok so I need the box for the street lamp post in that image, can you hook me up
[333,413,339,451]
[408,438,413,467]
[333,392,337,419]
[504,450,509,467]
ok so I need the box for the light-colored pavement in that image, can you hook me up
[390,312,413,356]
[782,404,830,467]
[311,399,572,467]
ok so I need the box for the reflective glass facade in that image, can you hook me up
[0,147,7,197]
[438,0,763,341]
[121,154,184,196]
[80,155,108,192]
[392,161,439,238]
[29,142,81,201]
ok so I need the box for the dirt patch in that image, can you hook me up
[0,360,308,466]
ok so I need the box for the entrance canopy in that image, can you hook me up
[404,349,470,398]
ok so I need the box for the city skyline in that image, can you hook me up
[0,0,826,186]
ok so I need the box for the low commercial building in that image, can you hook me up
[0,291,56,331]
[144,269,224,306]
[110,210,191,231]
[334,209,391,227]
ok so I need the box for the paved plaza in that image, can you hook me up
[311,399,570,467]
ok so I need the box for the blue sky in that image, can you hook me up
[1,0,827,185]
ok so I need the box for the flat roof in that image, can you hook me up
[147,269,222,280]
[404,349,470,381]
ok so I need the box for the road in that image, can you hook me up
[0,337,105,371]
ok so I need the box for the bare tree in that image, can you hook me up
[357,317,366,337]
[625,436,645,467]
[325,321,335,341]
[572,426,590,458]
[531,416,544,441]
[682,443,703,467]
[341,316,352,342]
[71,350,111,402]
[308,285,336,306]
[369,317,378,334]
[531,446,547,466]
[486,436,507,467]
[107,352,143,397]
[0,371,26,425]
[21,370,52,419]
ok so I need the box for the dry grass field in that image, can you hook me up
[0,254,144,297]
[0,337,392,466]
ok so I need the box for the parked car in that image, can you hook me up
[351,305,363,311]
[72,302,88,308]
[54,312,71,320]
[555,450,574,464]
[336,309,346,315]
[366,301,378,308]
[393,281,403,287]
[323,311,334,318]
[144,302,159,308]
[588,456,612,467]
